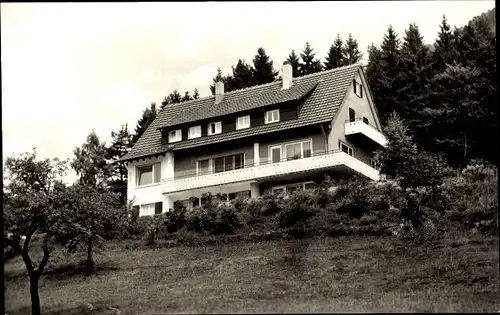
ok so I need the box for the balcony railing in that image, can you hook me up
[344,118,387,147]
[161,150,380,193]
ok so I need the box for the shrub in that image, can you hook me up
[164,202,187,233]
[212,202,241,235]
[184,195,242,235]
[260,191,284,216]
[359,214,378,226]
[278,190,318,228]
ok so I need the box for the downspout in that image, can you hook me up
[320,123,328,153]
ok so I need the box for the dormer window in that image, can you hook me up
[353,79,363,98]
[236,115,250,130]
[208,121,222,135]
[188,126,201,139]
[265,109,280,124]
[168,129,182,143]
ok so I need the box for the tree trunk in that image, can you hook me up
[84,236,95,276]
[29,276,41,315]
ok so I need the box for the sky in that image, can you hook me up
[1,1,495,183]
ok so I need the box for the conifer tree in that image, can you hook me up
[106,124,133,206]
[132,102,157,145]
[432,15,458,74]
[252,47,278,85]
[193,88,200,99]
[231,59,254,89]
[182,91,192,102]
[342,33,363,65]
[324,34,344,70]
[284,49,302,77]
[299,42,323,75]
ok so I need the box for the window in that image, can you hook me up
[286,183,303,194]
[370,158,378,169]
[137,163,161,186]
[155,202,163,214]
[208,122,222,135]
[272,186,285,194]
[349,108,356,122]
[197,159,210,175]
[235,191,250,200]
[304,182,315,190]
[265,109,280,124]
[339,141,353,156]
[270,145,282,163]
[236,115,250,130]
[188,126,201,139]
[273,181,314,194]
[139,203,155,216]
[168,129,182,143]
[212,154,244,173]
[284,140,312,161]
[363,117,369,125]
[353,79,363,98]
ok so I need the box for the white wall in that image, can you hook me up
[126,153,174,213]
[328,70,381,164]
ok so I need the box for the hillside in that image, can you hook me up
[4,236,499,314]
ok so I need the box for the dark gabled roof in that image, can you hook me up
[120,64,361,162]
[158,80,319,129]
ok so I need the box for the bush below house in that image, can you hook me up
[122,160,497,249]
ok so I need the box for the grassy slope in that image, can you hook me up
[5,236,499,314]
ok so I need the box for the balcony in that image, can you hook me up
[161,150,380,194]
[345,118,387,149]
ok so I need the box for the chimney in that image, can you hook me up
[215,81,224,103]
[282,63,293,89]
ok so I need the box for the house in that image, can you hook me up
[119,63,387,216]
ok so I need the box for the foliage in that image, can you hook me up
[299,42,323,75]
[278,190,318,228]
[184,194,241,235]
[324,34,344,70]
[106,124,133,207]
[57,184,127,274]
[375,112,448,188]
[252,47,278,85]
[284,49,302,77]
[132,102,157,145]
[71,130,110,189]
[3,149,70,315]
[342,33,363,65]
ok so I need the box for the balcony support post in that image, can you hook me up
[253,143,260,166]
[250,182,260,198]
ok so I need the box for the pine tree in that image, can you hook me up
[182,91,192,102]
[366,43,383,91]
[231,59,254,90]
[324,34,344,70]
[209,68,234,95]
[432,15,458,74]
[161,90,182,109]
[193,88,200,99]
[284,49,302,77]
[342,33,363,65]
[374,25,402,123]
[132,102,157,145]
[420,65,487,167]
[299,42,323,75]
[251,47,278,85]
[396,23,431,126]
[106,124,133,206]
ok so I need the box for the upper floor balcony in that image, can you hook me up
[344,118,387,149]
[161,149,380,194]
